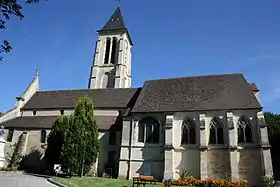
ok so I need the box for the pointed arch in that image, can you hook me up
[104,37,111,64]
[238,115,253,143]
[209,117,224,144]
[181,117,196,144]
[110,37,118,64]
[138,117,160,143]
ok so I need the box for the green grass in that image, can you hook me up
[54,177,163,187]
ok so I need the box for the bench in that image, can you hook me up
[132,177,146,187]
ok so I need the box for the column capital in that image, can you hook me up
[165,115,174,129]
[226,112,234,130]
[199,114,206,130]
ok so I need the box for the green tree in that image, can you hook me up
[264,112,280,180]
[0,0,40,61]
[62,96,99,176]
[44,115,72,173]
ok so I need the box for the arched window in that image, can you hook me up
[181,118,196,144]
[41,130,47,143]
[104,38,111,64]
[110,37,117,64]
[238,116,253,143]
[209,117,224,144]
[138,117,160,143]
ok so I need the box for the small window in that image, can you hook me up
[138,117,160,143]
[181,118,196,144]
[238,116,253,144]
[7,129,14,142]
[108,131,116,145]
[41,130,47,143]
[60,110,64,115]
[104,38,111,64]
[33,110,36,116]
[209,117,224,144]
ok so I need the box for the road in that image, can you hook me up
[0,173,56,187]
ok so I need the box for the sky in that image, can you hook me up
[0,0,280,113]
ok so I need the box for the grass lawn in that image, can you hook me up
[54,177,163,187]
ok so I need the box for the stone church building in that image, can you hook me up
[0,7,273,185]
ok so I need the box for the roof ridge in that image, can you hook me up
[144,73,243,83]
[36,87,140,93]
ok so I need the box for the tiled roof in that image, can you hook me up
[99,7,126,31]
[1,115,119,130]
[22,88,140,110]
[250,83,259,91]
[131,73,262,113]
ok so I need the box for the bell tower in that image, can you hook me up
[88,7,133,89]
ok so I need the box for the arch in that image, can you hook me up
[238,115,253,143]
[209,117,224,144]
[41,130,47,143]
[181,117,196,144]
[138,117,160,143]
[110,37,118,64]
[104,37,111,64]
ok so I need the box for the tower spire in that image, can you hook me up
[117,0,120,7]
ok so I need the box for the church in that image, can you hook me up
[0,7,274,185]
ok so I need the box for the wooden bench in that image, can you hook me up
[132,177,146,187]
[139,175,157,184]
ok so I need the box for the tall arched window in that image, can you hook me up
[181,118,196,144]
[110,37,117,64]
[138,117,160,143]
[209,117,224,144]
[238,116,253,143]
[104,38,111,64]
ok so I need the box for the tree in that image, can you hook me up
[0,0,40,61]
[44,115,72,173]
[62,96,99,176]
[264,112,280,180]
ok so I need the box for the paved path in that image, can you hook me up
[0,173,56,187]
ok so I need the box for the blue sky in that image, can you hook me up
[1,0,280,113]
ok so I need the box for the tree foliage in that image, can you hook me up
[0,0,40,60]
[44,115,71,172]
[264,112,280,146]
[62,96,99,176]
[45,96,99,176]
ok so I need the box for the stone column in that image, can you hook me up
[257,112,274,177]
[0,137,6,168]
[118,117,132,179]
[199,114,208,179]
[163,115,175,180]
[227,112,239,180]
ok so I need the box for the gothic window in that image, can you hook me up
[109,131,116,145]
[238,116,253,143]
[181,118,196,144]
[104,38,111,64]
[209,117,224,144]
[138,117,160,143]
[110,37,117,64]
[60,110,64,115]
[7,129,14,142]
[41,130,47,143]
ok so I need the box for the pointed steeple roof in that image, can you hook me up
[99,7,126,31]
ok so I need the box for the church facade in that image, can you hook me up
[0,7,273,185]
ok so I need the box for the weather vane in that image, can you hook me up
[117,0,120,7]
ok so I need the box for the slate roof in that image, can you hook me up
[22,88,140,110]
[1,116,119,130]
[99,7,126,31]
[131,73,262,113]
[250,83,259,92]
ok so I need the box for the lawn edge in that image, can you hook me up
[47,177,68,187]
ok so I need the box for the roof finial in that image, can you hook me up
[117,0,120,7]
[36,68,39,77]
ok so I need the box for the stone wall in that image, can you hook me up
[207,150,230,179]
